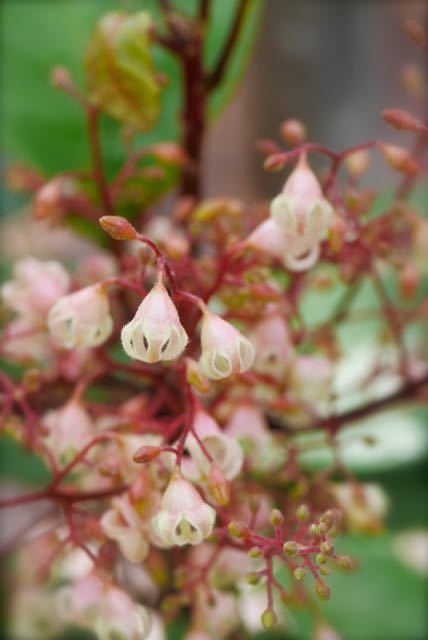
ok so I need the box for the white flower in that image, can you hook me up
[270,155,333,271]
[332,482,388,533]
[101,495,149,563]
[186,409,243,480]
[94,586,151,640]
[43,400,96,465]
[121,278,188,363]
[1,257,69,319]
[48,284,113,349]
[151,473,216,547]
[199,310,254,380]
[245,218,288,260]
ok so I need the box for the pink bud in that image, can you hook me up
[250,310,293,377]
[121,279,188,363]
[1,257,69,320]
[199,310,254,380]
[43,399,96,465]
[48,284,113,349]
[151,473,216,547]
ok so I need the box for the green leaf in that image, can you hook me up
[1,0,263,178]
[85,11,161,131]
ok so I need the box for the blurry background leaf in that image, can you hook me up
[85,11,161,131]
[1,0,263,179]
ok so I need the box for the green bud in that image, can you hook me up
[309,524,319,536]
[261,608,278,629]
[320,541,334,556]
[319,565,331,576]
[228,521,249,539]
[296,504,310,521]
[337,555,354,570]
[270,508,284,527]
[248,546,262,559]
[246,572,260,586]
[315,579,330,601]
[316,553,327,565]
[293,567,306,581]
[283,540,300,556]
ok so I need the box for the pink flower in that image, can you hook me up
[43,400,96,465]
[245,218,288,260]
[101,494,149,563]
[270,155,333,271]
[48,284,113,349]
[199,310,254,380]
[151,473,216,547]
[186,409,243,480]
[250,310,293,378]
[121,279,188,363]
[1,257,69,319]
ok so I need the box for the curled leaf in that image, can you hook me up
[85,11,161,131]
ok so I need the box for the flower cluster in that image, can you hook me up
[1,6,427,640]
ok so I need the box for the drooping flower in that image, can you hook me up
[186,408,244,480]
[1,257,69,320]
[48,284,113,349]
[151,473,216,547]
[270,155,333,271]
[199,309,254,380]
[250,309,293,378]
[244,218,288,261]
[121,278,188,363]
[43,399,96,465]
[94,584,151,640]
[100,494,149,563]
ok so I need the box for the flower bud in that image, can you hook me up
[382,109,423,132]
[270,155,333,271]
[261,608,278,629]
[345,149,371,178]
[50,65,73,90]
[121,278,188,363]
[264,153,286,172]
[99,215,137,240]
[151,473,216,547]
[404,19,426,46]
[208,464,231,506]
[270,509,283,527]
[336,555,354,570]
[48,284,113,349]
[280,118,307,146]
[199,309,254,380]
[296,504,310,521]
[283,541,300,556]
[227,521,250,539]
[100,495,149,563]
[315,580,330,601]
[149,142,187,166]
[379,143,420,176]
[33,178,74,221]
[293,567,306,581]
[133,444,162,463]
[250,310,293,378]
[2,257,70,320]
[328,214,346,253]
[246,572,260,586]
[248,546,263,559]
[186,409,244,480]
[400,64,424,98]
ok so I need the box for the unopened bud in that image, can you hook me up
[270,509,284,527]
[345,150,371,178]
[315,579,330,601]
[320,541,334,556]
[404,19,426,46]
[264,153,286,172]
[280,118,307,146]
[246,572,260,586]
[382,109,422,133]
[380,144,419,176]
[319,565,331,576]
[133,445,162,463]
[328,214,346,253]
[283,541,300,556]
[293,567,306,581]
[228,521,250,539]
[208,464,231,507]
[248,546,263,559]
[150,143,187,166]
[261,608,278,629]
[296,504,310,521]
[99,215,137,240]
[50,66,73,90]
[400,64,424,98]
[316,553,327,565]
[337,555,354,570]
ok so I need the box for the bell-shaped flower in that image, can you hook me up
[199,310,254,380]
[94,585,151,640]
[43,399,96,465]
[244,218,288,261]
[250,309,293,379]
[270,155,333,271]
[100,494,149,563]
[194,588,240,639]
[151,473,216,547]
[121,278,188,363]
[225,405,285,472]
[1,257,69,320]
[48,284,113,349]
[186,409,243,480]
